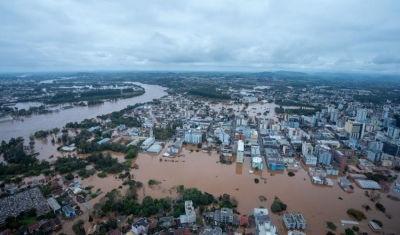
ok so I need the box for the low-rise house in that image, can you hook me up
[28,222,40,234]
[159,216,175,227]
[47,197,62,213]
[51,218,62,231]
[97,138,110,145]
[338,177,354,193]
[88,126,100,132]
[200,226,222,235]
[131,218,149,234]
[147,144,162,154]
[62,205,75,218]
[117,124,127,131]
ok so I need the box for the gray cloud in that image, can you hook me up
[372,54,400,65]
[0,0,399,73]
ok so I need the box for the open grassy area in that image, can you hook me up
[19,216,37,226]
[346,158,359,164]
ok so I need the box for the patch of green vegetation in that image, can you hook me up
[97,172,107,178]
[188,88,231,100]
[345,228,355,235]
[87,152,126,174]
[271,196,287,213]
[326,221,337,231]
[375,203,386,213]
[148,179,161,186]
[347,208,366,221]
[346,158,358,164]
[72,219,85,235]
[288,172,295,177]
[254,178,259,184]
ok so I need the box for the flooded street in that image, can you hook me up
[0,83,167,141]
[131,147,400,234]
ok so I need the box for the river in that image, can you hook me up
[0,83,167,141]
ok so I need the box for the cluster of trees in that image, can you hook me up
[271,196,287,213]
[153,121,182,140]
[274,106,318,116]
[34,130,50,138]
[66,119,99,129]
[217,193,238,209]
[375,203,386,213]
[13,105,53,116]
[91,186,218,221]
[78,140,139,157]
[48,87,144,104]
[365,172,397,183]
[275,106,285,114]
[285,108,318,116]
[97,111,142,128]
[0,137,32,164]
[86,152,126,174]
[346,208,366,220]
[80,89,121,98]
[0,160,50,183]
[188,89,231,100]
[3,208,56,229]
[48,92,76,103]
[53,156,87,174]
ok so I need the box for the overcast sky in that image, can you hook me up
[0,0,399,73]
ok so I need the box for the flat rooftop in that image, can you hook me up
[355,179,381,190]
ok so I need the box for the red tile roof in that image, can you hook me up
[240,215,249,226]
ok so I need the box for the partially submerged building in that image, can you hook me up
[283,213,306,230]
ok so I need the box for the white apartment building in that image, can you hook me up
[237,140,244,163]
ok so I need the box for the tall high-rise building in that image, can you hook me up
[382,107,389,119]
[345,120,366,139]
[236,140,244,163]
[184,129,202,144]
[356,108,367,122]
[184,201,196,223]
[315,145,332,165]
[387,126,400,139]
[330,109,339,123]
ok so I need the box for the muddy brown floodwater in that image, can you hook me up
[130,147,400,234]
[44,143,400,235]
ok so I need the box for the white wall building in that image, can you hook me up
[184,129,202,144]
[302,142,314,156]
[387,126,400,139]
[185,201,196,223]
[237,140,244,163]
[303,155,317,166]
[141,137,155,150]
[356,108,367,122]
[254,208,277,235]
